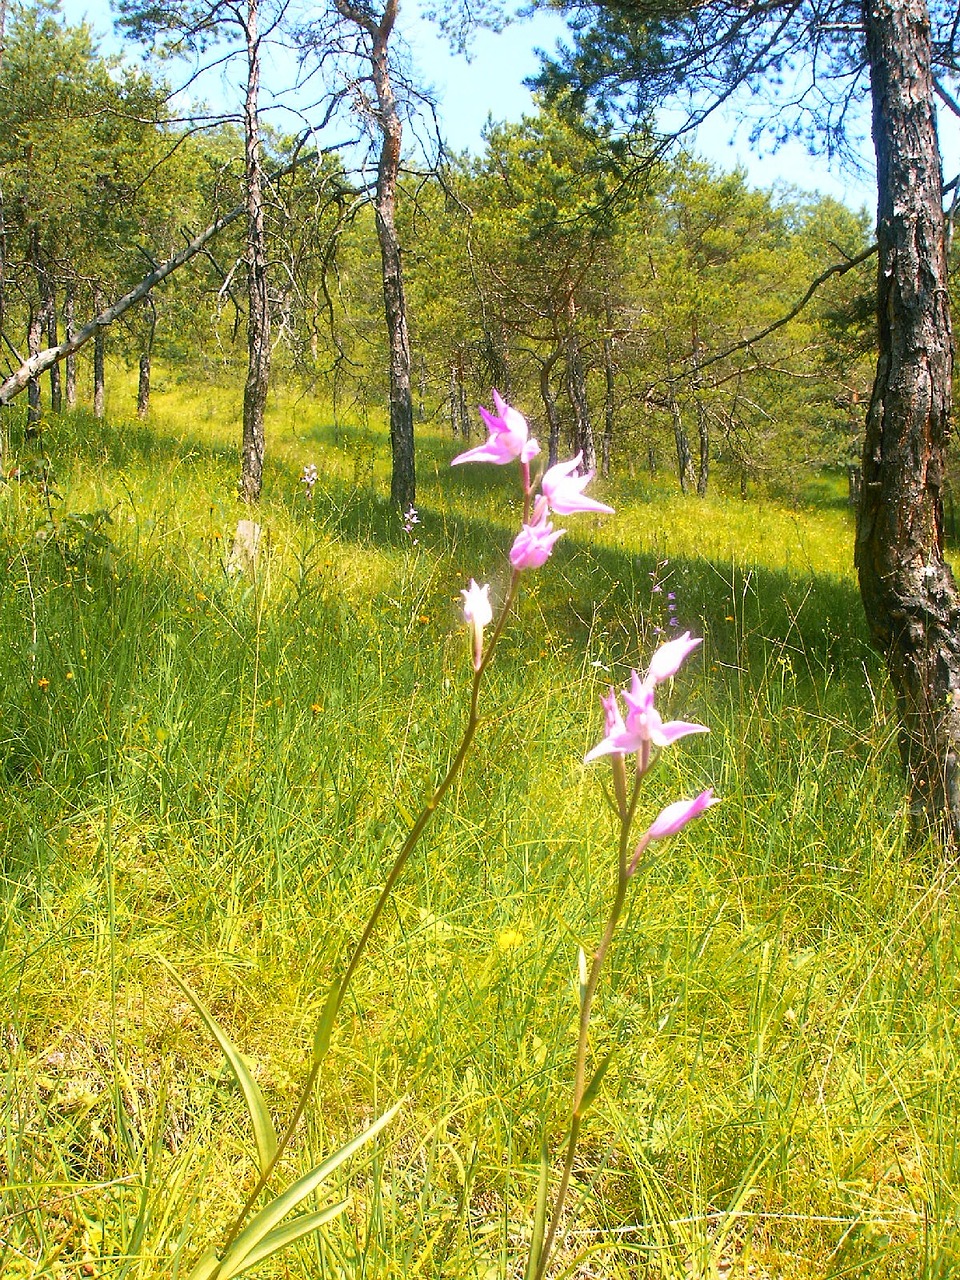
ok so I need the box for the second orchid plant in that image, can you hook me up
[450,390,717,1280]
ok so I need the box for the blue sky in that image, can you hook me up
[58,0,895,210]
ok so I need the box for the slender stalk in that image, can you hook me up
[216,571,522,1261]
[533,774,643,1280]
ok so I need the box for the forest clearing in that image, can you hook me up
[4,0,960,1273]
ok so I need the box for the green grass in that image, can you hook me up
[2,377,959,1279]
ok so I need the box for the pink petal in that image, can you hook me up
[644,789,719,841]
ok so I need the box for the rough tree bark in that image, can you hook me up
[239,0,271,504]
[692,321,708,497]
[669,393,695,494]
[26,304,42,432]
[855,0,960,840]
[601,295,615,477]
[540,348,563,466]
[46,289,61,414]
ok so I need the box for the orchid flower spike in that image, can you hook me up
[461,579,493,670]
[451,390,541,467]
[541,452,615,516]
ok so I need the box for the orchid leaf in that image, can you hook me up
[218,1202,348,1279]
[219,1101,401,1277]
[522,1137,550,1280]
[577,1048,616,1118]
[156,956,279,1177]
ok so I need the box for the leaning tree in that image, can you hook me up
[537,0,960,841]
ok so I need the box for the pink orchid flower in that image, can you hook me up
[645,632,702,685]
[461,579,493,670]
[510,503,566,570]
[541,452,615,515]
[584,635,707,763]
[451,390,541,467]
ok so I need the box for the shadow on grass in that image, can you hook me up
[8,405,878,693]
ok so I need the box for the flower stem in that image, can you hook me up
[532,773,642,1280]
[216,573,521,1264]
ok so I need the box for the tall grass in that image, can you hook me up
[2,382,959,1278]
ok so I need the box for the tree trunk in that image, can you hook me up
[93,290,105,419]
[540,349,563,467]
[856,0,960,841]
[367,0,415,510]
[64,287,76,409]
[137,296,156,419]
[692,321,708,496]
[695,397,709,496]
[47,293,61,414]
[26,307,42,434]
[601,296,616,478]
[564,289,596,471]
[239,0,270,505]
[450,349,469,438]
[669,394,695,494]
[138,352,151,419]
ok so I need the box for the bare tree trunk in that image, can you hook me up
[450,349,469,438]
[856,0,960,841]
[64,287,76,408]
[373,3,413,509]
[540,349,563,467]
[692,322,708,497]
[26,306,42,434]
[137,353,151,419]
[564,289,595,471]
[695,398,709,496]
[137,296,156,420]
[239,0,270,504]
[669,394,695,494]
[93,289,105,419]
[47,294,61,414]
[336,0,413,508]
[601,297,616,478]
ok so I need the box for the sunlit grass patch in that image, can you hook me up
[3,384,958,1278]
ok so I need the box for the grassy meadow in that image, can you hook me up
[3,371,960,1279]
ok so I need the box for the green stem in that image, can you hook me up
[533,771,643,1280]
[216,572,522,1263]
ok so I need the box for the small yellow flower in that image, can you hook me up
[311,703,322,714]
[497,927,524,952]
[66,671,74,680]
[196,591,208,602]
[37,677,50,690]
[418,615,430,624]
